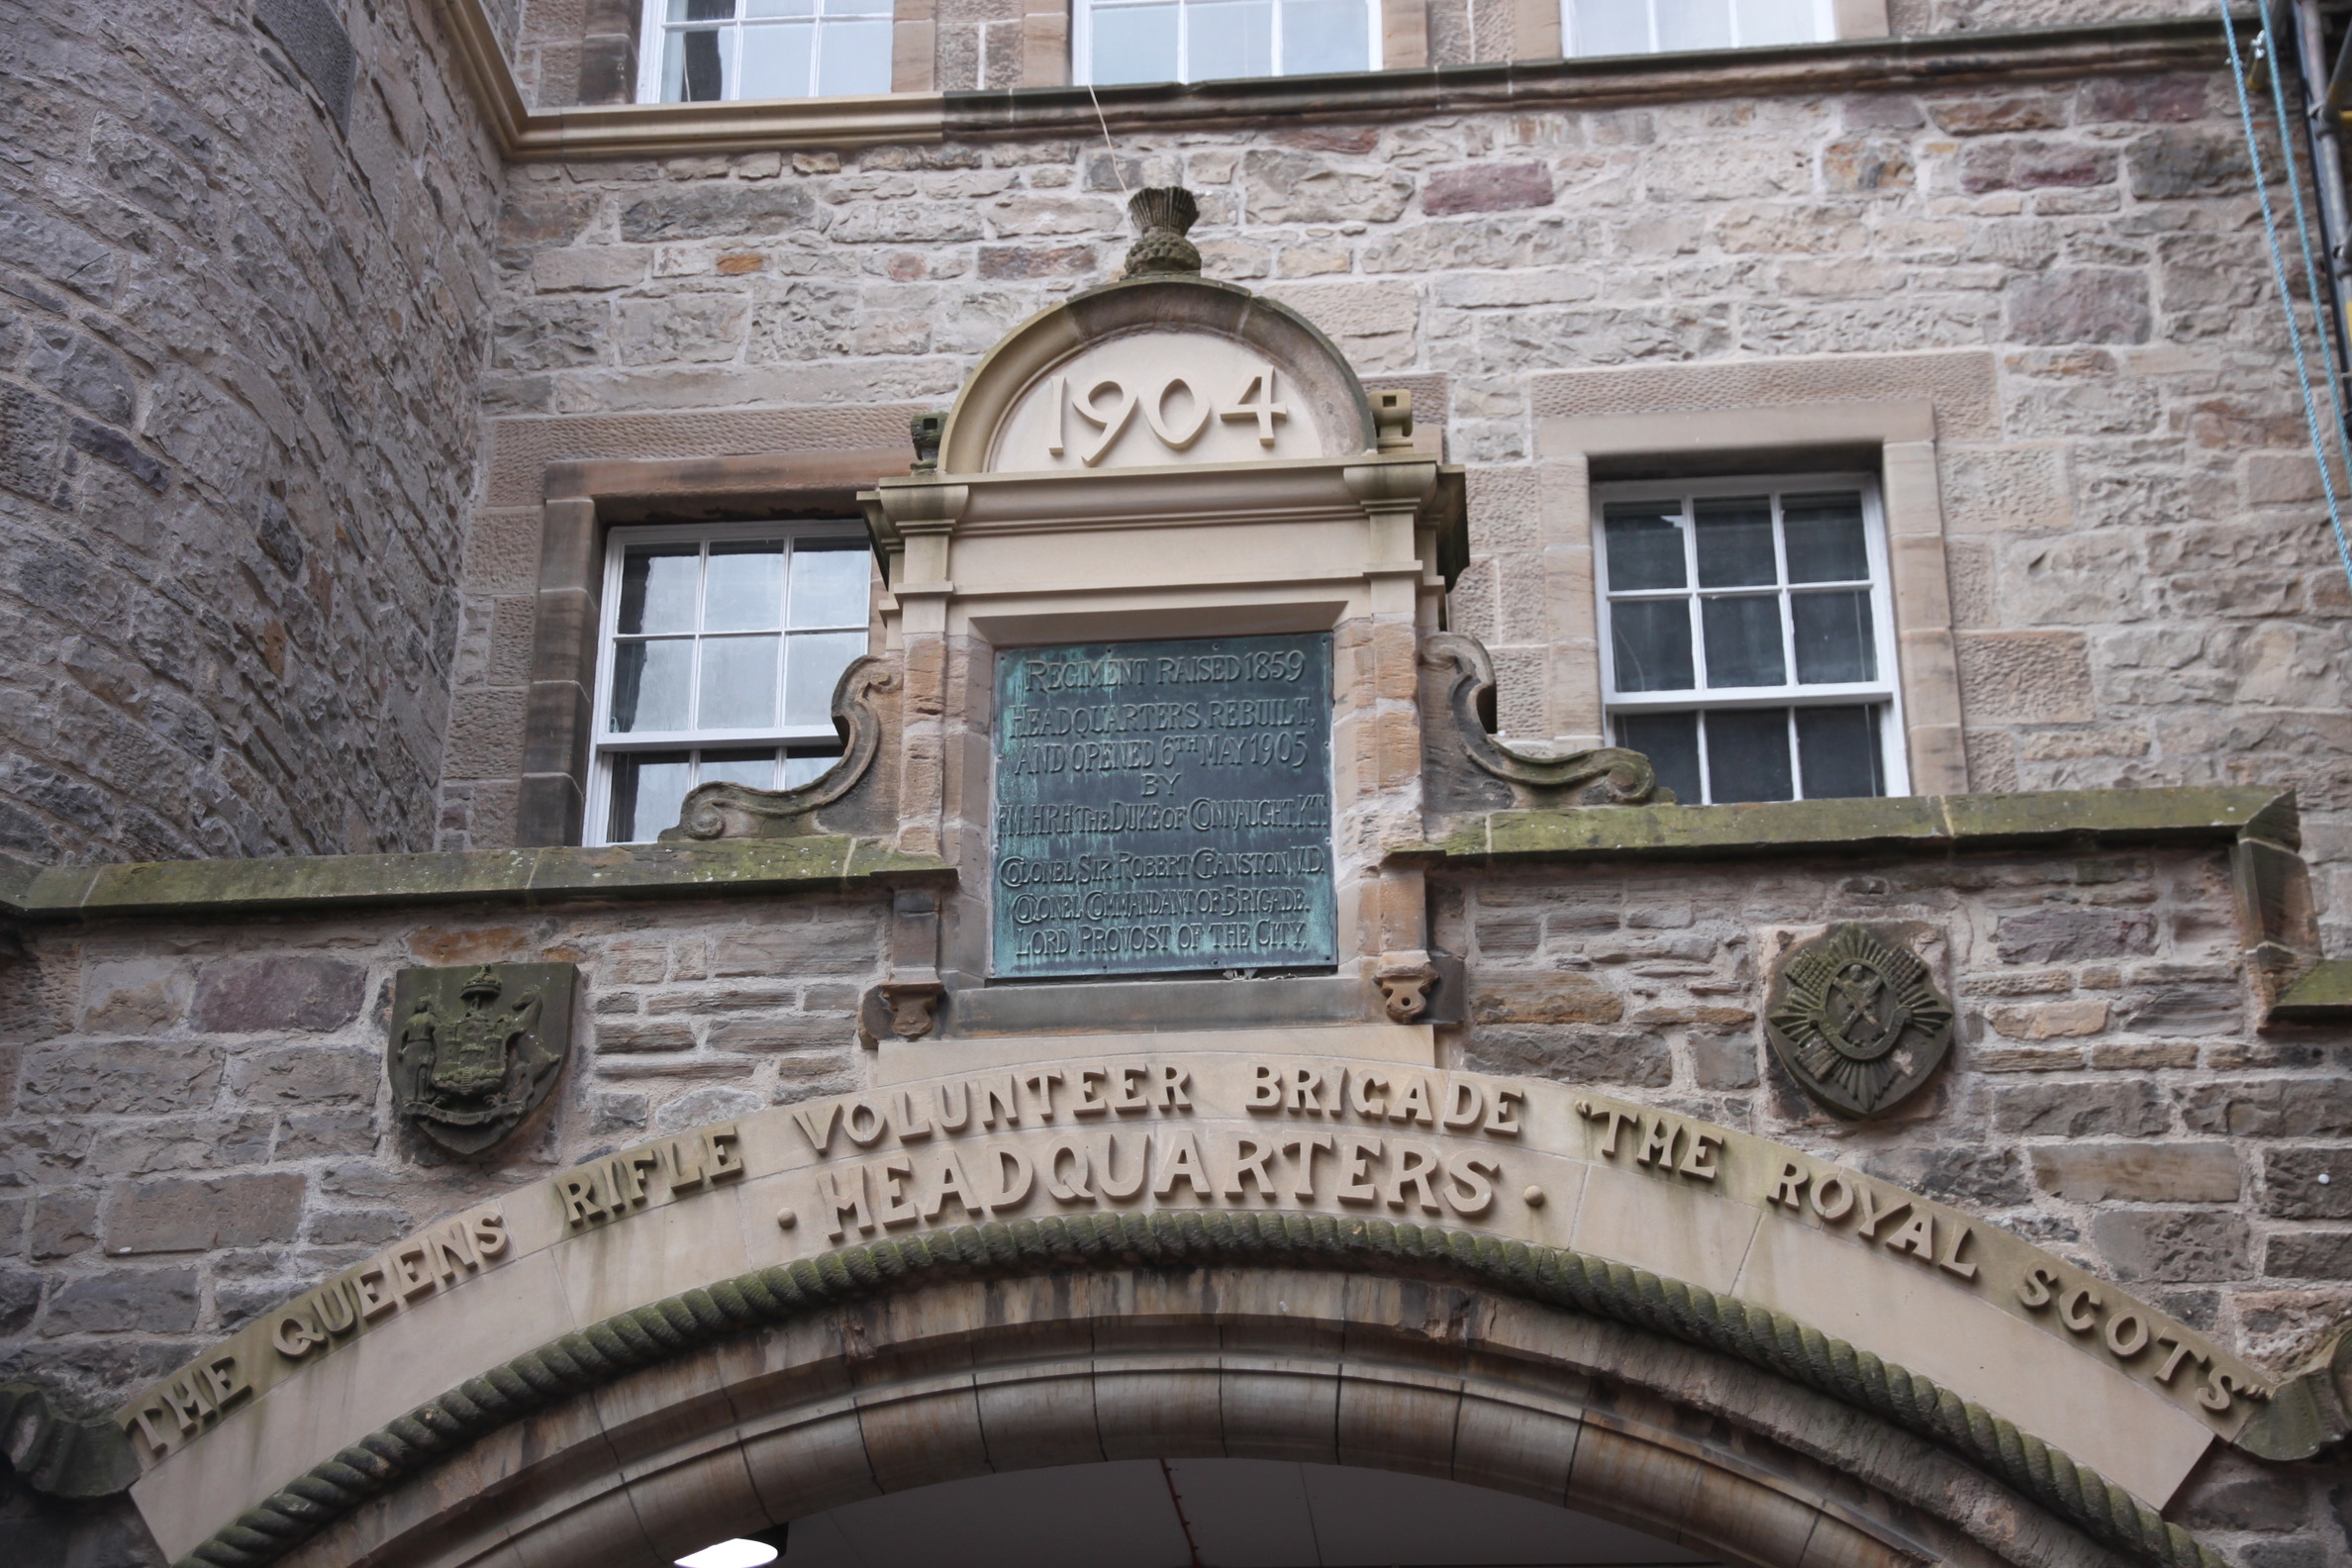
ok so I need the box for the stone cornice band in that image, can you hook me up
[172,1211,2226,1568]
[429,0,2230,160]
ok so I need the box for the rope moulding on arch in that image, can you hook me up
[173,1210,2228,1568]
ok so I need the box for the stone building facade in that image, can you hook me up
[6,4,2352,1568]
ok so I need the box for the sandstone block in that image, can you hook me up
[2259,1147,2352,1217]
[977,244,1096,279]
[2127,127,2253,200]
[706,1014,855,1050]
[2029,1142,2239,1203]
[1992,1078,2166,1137]
[1470,972,1623,1025]
[2181,1079,2352,1138]
[1242,149,1414,224]
[1954,631,2097,724]
[593,1092,650,1132]
[709,919,883,977]
[1465,1026,1668,1087]
[192,956,367,1033]
[653,1085,766,1133]
[1928,95,2068,135]
[307,1208,414,1246]
[1994,908,2154,964]
[1821,138,1913,194]
[771,1049,861,1100]
[2078,75,2208,124]
[1860,1145,2029,1209]
[618,184,818,242]
[2089,1209,2248,1283]
[2176,1471,2314,1532]
[2005,270,2150,345]
[1686,1031,1759,1090]
[1960,140,2116,193]
[2263,1230,2352,1281]
[0,1265,40,1335]
[1986,998,2107,1039]
[21,1038,223,1115]
[1424,163,1553,217]
[40,1267,200,1335]
[79,959,193,1033]
[31,1192,99,1259]
[275,1110,379,1161]
[104,1173,307,1253]
[596,1019,697,1053]
[228,1046,381,1104]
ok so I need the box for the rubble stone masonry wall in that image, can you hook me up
[2,846,2351,1557]
[449,57,2352,964]
[0,0,505,865]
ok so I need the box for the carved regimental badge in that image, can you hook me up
[1765,926,1954,1119]
[389,963,576,1153]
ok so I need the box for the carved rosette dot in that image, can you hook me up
[1764,925,1954,1120]
[1123,186,1203,278]
[389,963,577,1153]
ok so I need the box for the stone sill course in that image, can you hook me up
[436,0,2230,158]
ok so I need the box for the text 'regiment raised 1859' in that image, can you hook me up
[993,633,1336,979]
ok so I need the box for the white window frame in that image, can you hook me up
[1072,0,1383,86]
[634,0,895,105]
[1560,0,1835,56]
[1594,472,1910,805]
[585,519,870,845]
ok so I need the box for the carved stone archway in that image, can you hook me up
[254,1261,2154,1568]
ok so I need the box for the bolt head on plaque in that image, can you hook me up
[1764,925,1953,1120]
[389,963,576,1153]
[1123,186,1202,278]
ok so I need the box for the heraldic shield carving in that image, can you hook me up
[1764,925,1955,1119]
[388,963,577,1153]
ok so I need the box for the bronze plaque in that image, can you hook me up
[992,633,1335,979]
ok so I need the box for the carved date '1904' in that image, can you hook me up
[1046,365,1289,465]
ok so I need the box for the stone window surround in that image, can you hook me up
[520,449,906,848]
[1530,373,1978,800]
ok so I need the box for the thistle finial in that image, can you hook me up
[1122,187,1202,278]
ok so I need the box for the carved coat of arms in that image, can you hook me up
[1764,925,1954,1119]
[388,963,576,1153]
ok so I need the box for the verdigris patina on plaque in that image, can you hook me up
[389,963,576,1152]
[994,633,1335,979]
[1765,925,1954,1119]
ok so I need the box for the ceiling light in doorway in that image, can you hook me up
[675,1539,779,1568]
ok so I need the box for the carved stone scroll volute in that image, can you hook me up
[666,654,899,841]
[1420,632,1665,813]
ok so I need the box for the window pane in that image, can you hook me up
[783,749,842,788]
[789,541,870,628]
[670,0,736,18]
[1190,0,1275,79]
[738,19,814,97]
[619,544,700,636]
[705,540,785,632]
[818,16,893,92]
[699,635,781,729]
[786,631,866,724]
[698,747,781,790]
[1706,709,1794,803]
[1657,0,1733,50]
[1283,0,1368,72]
[1736,0,1816,45]
[1569,0,1650,53]
[1093,2,1180,83]
[664,25,730,99]
[745,0,813,13]
[1701,594,1785,687]
[608,751,693,843]
[1782,491,1869,583]
[1693,495,1776,587]
[1603,503,1686,591]
[1791,589,1875,684]
[611,638,693,732]
[1611,599,1694,692]
[1796,706,1885,799]
[1616,712,1700,805]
